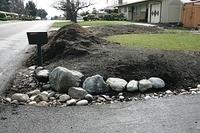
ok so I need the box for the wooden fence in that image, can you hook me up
[182,2,200,28]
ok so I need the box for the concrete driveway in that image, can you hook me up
[0,21,54,94]
[0,94,200,133]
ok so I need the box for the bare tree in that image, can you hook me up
[54,0,92,23]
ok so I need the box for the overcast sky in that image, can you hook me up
[24,0,114,18]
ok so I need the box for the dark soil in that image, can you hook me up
[27,23,200,91]
[88,24,163,37]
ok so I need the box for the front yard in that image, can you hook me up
[52,20,134,28]
[106,32,200,51]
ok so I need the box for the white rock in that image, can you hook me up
[76,100,88,106]
[68,87,88,99]
[83,75,109,94]
[190,88,199,92]
[148,77,165,89]
[11,93,29,102]
[34,94,48,102]
[106,78,127,92]
[84,94,93,102]
[29,95,37,101]
[165,90,173,94]
[144,95,151,100]
[37,101,49,107]
[29,101,37,106]
[28,66,36,70]
[119,96,125,100]
[197,84,200,89]
[29,83,37,88]
[49,67,84,93]
[127,80,138,92]
[191,91,197,95]
[27,89,40,96]
[47,91,56,97]
[59,94,70,102]
[11,100,19,104]
[67,99,77,106]
[138,79,153,92]
[41,91,49,96]
[5,97,12,103]
[36,69,50,82]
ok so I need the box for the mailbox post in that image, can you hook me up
[27,32,48,66]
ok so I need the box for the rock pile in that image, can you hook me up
[1,66,200,107]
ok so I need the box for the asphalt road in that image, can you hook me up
[0,21,54,94]
[0,94,200,133]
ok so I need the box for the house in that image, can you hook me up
[116,0,195,23]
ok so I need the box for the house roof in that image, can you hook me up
[117,0,147,7]
[117,0,200,7]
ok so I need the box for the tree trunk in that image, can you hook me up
[71,12,77,23]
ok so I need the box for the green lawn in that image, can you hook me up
[52,20,134,28]
[106,32,200,51]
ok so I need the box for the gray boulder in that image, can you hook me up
[127,80,138,92]
[83,75,109,94]
[36,69,50,82]
[139,79,153,92]
[148,77,165,89]
[68,87,88,99]
[11,93,29,102]
[49,67,84,93]
[106,78,127,92]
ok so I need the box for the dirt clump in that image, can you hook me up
[27,23,112,65]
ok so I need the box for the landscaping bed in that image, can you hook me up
[1,23,200,107]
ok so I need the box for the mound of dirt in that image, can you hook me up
[27,23,112,65]
[88,24,163,37]
[27,24,200,91]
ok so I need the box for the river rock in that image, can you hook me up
[139,79,153,92]
[36,69,50,82]
[76,100,88,106]
[83,75,109,94]
[148,77,165,89]
[37,101,49,107]
[29,101,37,106]
[84,94,93,102]
[49,67,84,93]
[34,94,48,102]
[126,80,138,92]
[106,78,127,92]
[68,87,88,99]
[67,99,77,106]
[59,94,70,102]
[27,89,40,96]
[11,93,29,102]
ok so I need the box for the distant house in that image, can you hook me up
[116,0,196,23]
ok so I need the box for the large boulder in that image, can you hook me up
[106,78,127,92]
[83,75,109,94]
[148,77,165,89]
[68,87,88,99]
[49,67,84,93]
[139,79,153,92]
[127,80,138,92]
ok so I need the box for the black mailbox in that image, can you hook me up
[27,32,48,66]
[27,32,48,45]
